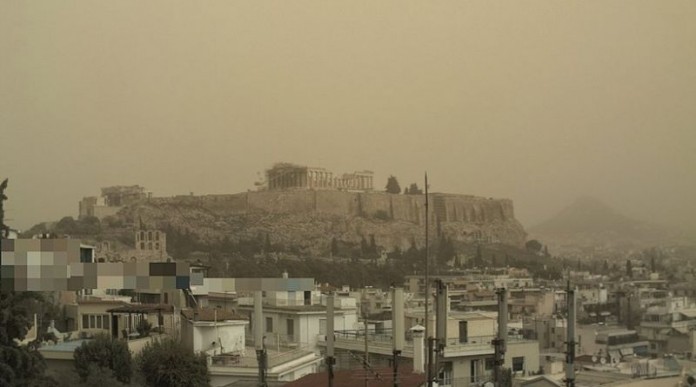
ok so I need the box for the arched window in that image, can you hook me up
[155,243,160,250]
[140,231,145,240]
[148,231,153,241]
[140,242,145,250]
[155,232,160,241]
[148,242,152,250]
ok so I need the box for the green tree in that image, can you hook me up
[473,244,484,268]
[525,240,543,253]
[405,183,423,195]
[0,290,56,387]
[385,176,401,194]
[74,333,133,384]
[436,236,456,266]
[55,216,79,235]
[136,338,210,387]
[330,237,339,257]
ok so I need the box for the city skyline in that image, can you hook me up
[1,1,694,233]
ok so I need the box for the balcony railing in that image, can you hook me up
[330,330,528,354]
[211,345,316,369]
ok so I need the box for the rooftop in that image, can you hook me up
[181,308,248,322]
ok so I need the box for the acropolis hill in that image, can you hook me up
[80,164,527,254]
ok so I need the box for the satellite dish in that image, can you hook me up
[600,357,607,365]
[612,356,620,364]
[483,382,495,387]
[592,356,598,363]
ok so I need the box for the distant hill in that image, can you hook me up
[528,196,685,250]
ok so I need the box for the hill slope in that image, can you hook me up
[528,196,682,249]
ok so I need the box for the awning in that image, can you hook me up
[619,348,634,356]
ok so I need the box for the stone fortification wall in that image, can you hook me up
[150,190,518,226]
[148,190,516,225]
[133,190,525,248]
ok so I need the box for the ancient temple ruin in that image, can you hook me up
[264,163,374,191]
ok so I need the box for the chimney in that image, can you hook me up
[494,288,508,385]
[410,325,426,374]
[392,288,405,352]
[326,293,335,357]
[435,281,448,348]
[254,291,263,350]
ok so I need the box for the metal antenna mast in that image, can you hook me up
[424,172,433,387]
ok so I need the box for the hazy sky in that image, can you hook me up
[1,1,695,232]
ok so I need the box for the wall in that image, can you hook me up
[151,191,516,226]
[145,190,526,247]
[506,340,540,375]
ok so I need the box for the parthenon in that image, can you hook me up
[265,163,374,191]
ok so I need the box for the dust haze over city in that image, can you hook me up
[2,1,696,387]
[1,1,694,235]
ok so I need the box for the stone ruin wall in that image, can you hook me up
[147,190,517,224]
[146,191,525,246]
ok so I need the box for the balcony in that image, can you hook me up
[321,329,530,359]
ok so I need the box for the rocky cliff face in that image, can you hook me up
[114,191,527,255]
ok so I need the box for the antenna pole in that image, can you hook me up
[424,173,434,386]
[565,281,576,387]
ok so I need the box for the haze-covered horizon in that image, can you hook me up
[1,1,695,234]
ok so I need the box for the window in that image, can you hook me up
[287,319,295,337]
[459,321,468,343]
[512,357,524,372]
[485,358,495,370]
[148,242,152,250]
[155,243,160,250]
[148,231,152,240]
[155,232,160,241]
[470,359,480,383]
[82,314,111,330]
[140,242,145,250]
[266,317,273,333]
[319,319,327,335]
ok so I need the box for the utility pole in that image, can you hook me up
[254,291,267,387]
[424,172,432,387]
[392,287,404,387]
[493,288,508,387]
[565,282,576,387]
[434,279,448,386]
[326,292,335,387]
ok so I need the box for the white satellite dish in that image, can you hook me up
[592,356,598,363]
[600,357,607,365]
[612,356,620,364]
[483,383,495,387]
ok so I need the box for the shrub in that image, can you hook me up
[74,334,132,384]
[136,337,210,387]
